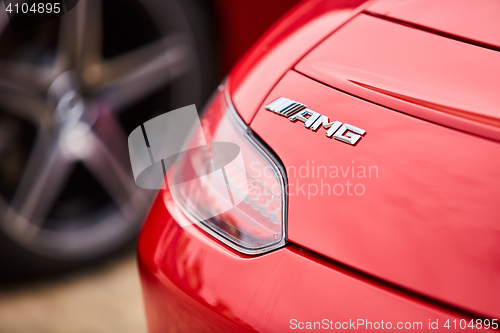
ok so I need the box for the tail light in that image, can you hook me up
[166,82,287,254]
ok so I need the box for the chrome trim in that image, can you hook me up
[333,123,366,145]
[264,97,290,112]
[265,97,305,118]
[223,81,247,133]
[325,121,343,137]
[266,96,367,146]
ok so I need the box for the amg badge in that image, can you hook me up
[265,97,366,145]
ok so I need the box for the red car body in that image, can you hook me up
[138,0,500,331]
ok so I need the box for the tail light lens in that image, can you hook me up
[166,82,287,254]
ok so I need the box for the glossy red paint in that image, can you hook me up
[251,71,500,319]
[295,14,500,141]
[139,190,476,332]
[367,0,500,50]
[139,0,500,329]
[228,0,370,124]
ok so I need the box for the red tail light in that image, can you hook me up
[167,82,287,254]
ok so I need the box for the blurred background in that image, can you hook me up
[0,0,299,331]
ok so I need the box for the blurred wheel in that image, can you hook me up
[0,0,215,279]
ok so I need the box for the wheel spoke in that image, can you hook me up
[5,132,75,235]
[56,0,102,75]
[94,35,193,111]
[0,80,51,126]
[55,5,78,71]
[80,126,146,220]
[0,1,55,125]
[76,0,103,65]
[91,107,132,166]
[0,60,55,92]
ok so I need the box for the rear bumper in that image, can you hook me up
[138,191,470,332]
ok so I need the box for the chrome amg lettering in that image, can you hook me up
[264,97,366,145]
